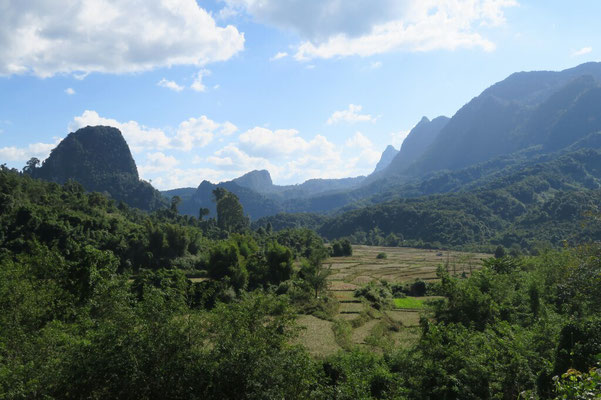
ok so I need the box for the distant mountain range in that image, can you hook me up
[162,62,601,220]
[24,62,601,238]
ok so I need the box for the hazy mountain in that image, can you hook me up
[403,63,601,177]
[169,170,366,219]
[382,116,449,177]
[31,126,165,211]
[170,62,601,220]
[178,179,282,220]
[373,145,398,173]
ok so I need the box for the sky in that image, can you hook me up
[0,0,600,190]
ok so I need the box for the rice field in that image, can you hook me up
[296,245,488,356]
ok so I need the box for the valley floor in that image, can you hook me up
[297,245,489,357]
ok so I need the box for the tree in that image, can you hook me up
[208,241,248,291]
[170,196,181,213]
[213,189,249,233]
[199,207,210,221]
[22,157,40,175]
[299,258,330,298]
[494,245,506,259]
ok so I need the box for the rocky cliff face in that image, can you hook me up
[33,125,165,211]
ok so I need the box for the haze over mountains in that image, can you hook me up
[25,62,601,235]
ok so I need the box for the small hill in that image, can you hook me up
[32,125,165,211]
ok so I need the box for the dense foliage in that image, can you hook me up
[2,167,601,398]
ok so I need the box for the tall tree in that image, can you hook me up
[213,188,249,233]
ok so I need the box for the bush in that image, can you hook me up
[376,252,387,259]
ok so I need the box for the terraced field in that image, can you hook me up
[297,245,489,356]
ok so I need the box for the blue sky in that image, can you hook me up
[0,0,599,189]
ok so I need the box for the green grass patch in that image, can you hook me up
[393,297,425,309]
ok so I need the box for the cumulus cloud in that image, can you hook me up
[62,112,387,188]
[138,152,179,175]
[0,141,59,164]
[69,111,237,153]
[65,88,75,95]
[227,0,516,60]
[69,110,172,152]
[327,104,376,125]
[207,144,277,171]
[572,47,592,57]
[191,69,211,92]
[239,127,309,158]
[0,0,245,77]
[173,116,228,150]
[157,79,184,92]
[206,126,379,184]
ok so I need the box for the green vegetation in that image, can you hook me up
[393,297,425,309]
[330,238,353,257]
[2,166,601,398]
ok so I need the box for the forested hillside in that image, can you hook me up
[256,149,601,251]
[2,166,600,399]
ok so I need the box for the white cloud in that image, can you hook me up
[227,0,516,61]
[239,127,310,158]
[173,116,219,150]
[158,78,184,92]
[206,126,380,184]
[191,69,211,92]
[220,121,238,136]
[0,141,59,163]
[327,104,376,125]
[69,110,171,153]
[224,0,405,41]
[572,47,592,57]
[62,112,387,188]
[270,51,288,61]
[370,61,382,69]
[65,88,75,95]
[149,167,232,189]
[346,131,373,148]
[69,111,236,153]
[138,152,179,174]
[207,144,277,172]
[0,0,245,77]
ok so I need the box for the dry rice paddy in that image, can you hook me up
[296,245,488,356]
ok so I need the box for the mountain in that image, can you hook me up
[31,125,165,211]
[396,63,601,177]
[373,145,398,173]
[178,179,282,220]
[307,148,601,249]
[382,116,449,177]
[169,170,366,219]
[232,170,274,193]
[175,62,601,221]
